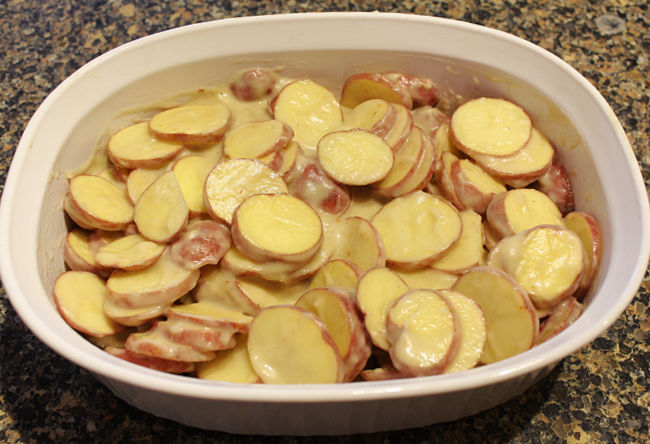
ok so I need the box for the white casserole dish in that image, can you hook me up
[1,12,648,435]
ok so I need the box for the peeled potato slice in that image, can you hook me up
[66,174,134,231]
[149,104,232,146]
[197,335,261,383]
[172,155,217,215]
[224,119,293,159]
[451,97,532,157]
[95,234,165,271]
[108,121,184,169]
[247,305,344,384]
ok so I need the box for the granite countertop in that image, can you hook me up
[0,0,648,442]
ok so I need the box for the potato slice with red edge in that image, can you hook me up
[65,174,134,231]
[385,125,437,197]
[197,335,261,383]
[296,287,371,381]
[371,191,462,268]
[264,140,301,180]
[220,246,301,283]
[342,187,388,220]
[356,267,410,350]
[229,276,309,314]
[134,171,189,243]
[393,267,459,290]
[536,297,585,344]
[534,157,575,215]
[247,305,344,384]
[384,103,414,152]
[95,234,165,271]
[563,211,602,298]
[193,266,260,315]
[450,158,507,214]
[230,68,276,101]
[488,225,585,309]
[172,155,217,215]
[383,72,439,107]
[412,106,449,141]
[386,289,460,377]
[344,98,397,137]
[54,271,124,337]
[64,228,112,276]
[482,220,500,251]
[203,158,288,224]
[103,299,169,327]
[431,121,464,162]
[271,79,343,153]
[486,188,564,240]
[437,289,486,373]
[373,125,427,195]
[317,129,393,186]
[231,193,323,263]
[435,152,464,209]
[288,163,351,215]
[452,266,538,364]
[149,104,231,146]
[125,327,216,362]
[224,119,293,159]
[308,259,360,291]
[330,216,386,272]
[472,127,554,188]
[105,346,195,374]
[126,167,167,205]
[451,97,532,157]
[431,210,486,274]
[108,121,184,169]
[106,251,200,309]
[340,73,412,109]
[169,219,231,270]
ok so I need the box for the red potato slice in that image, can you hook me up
[203,158,288,224]
[134,171,189,243]
[169,219,231,270]
[317,129,394,186]
[105,346,195,374]
[435,152,464,209]
[452,266,538,364]
[296,287,372,381]
[472,127,554,188]
[271,79,343,153]
[54,271,124,337]
[172,155,217,215]
[482,220,500,251]
[106,251,200,309]
[267,140,301,180]
[65,175,134,231]
[193,266,260,315]
[344,98,397,137]
[393,267,459,290]
[536,297,585,344]
[64,229,112,276]
[95,234,165,271]
[486,188,564,240]
[340,73,413,109]
[330,216,386,272]
[384,103,414,152]
[535,157,575,215]
[288,162,351,215]
[385,125,437,197]
[108,121,184,169]
[383,72,439,107]
[450,158,507,214]
[451,97,532,157]
[230,68,276,101]
[223,119,293,159]
[220,246,301,284]
[373,125,427,195]
[308,259,360,291]
[229,276,309,314]
[431,210,486,274]
[564,211,602,298]
[149,104,232,147]
[488,225,585,309]
[437,289,487,373]
[356,267,410,351]
[360,366,406,381]
[371,191,462,268]
[87,230,124,255]
[411,107,449,141]
[386,289,460,376]
[431,121,464,162]
[342,187,388,220]
[125,327,216,362]
[197,335,261,383]
[126,167,167,205]
[103,299,169,327]
[231,193,323,263]
[247,305,344,384]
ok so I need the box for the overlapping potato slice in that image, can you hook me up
[149,104,232,146]
[229,275,309,314]
[340,73,413,109]
[385,125,436,197]
[103,299,169,327]
[108,121,184,169]
[535,157,575,215]
[450,158,507,214]
[65,175,134,231]
[373,125,427,196]
[106,346,195,374]
[431,209,486,274]
[384,103,414,152]
[308,259,359,291]
[169,219,231,270]
[230,67,276,101]
[64,229,112,276]
[393,267,459,290]
[125,326,216,362]
[411,106,449,141]
[564,211,602,298]
[535,297,584,344]
[435,151,464,209]
[172,155,218,215]
[95,234,165,271]
[383,72,439,107]
[193,266,259,315]
[342,187,387,220]
[330,216,386,272]
[224,119,293,159]
[344,98,397,137]
[288,162,351,215]
[197,335,261,383]
[126,167,167,205]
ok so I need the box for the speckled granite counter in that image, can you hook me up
[0,0,648,442]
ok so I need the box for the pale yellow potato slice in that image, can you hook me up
[54,271,124,337]
[168,219,231,270]
[272,79,343,153]
[535,158,575,215]
[431,210,486,274]
[486,188,564,240]
[203,158,287,224]
[371,191,462,268]
[220,246,299,283]
[342,187,388,220]
[386,289,459,376]
[393,267,459,290]
[134,171,189,243]
[296,287,371,382]
[197,335,261,383]
[149,104,232,146]
[126,167,167,205]
[386,126,436,197]
[437,289,486,373]
[535,297,584,344]
[450,158,507,214]
[564,211,602,298]
[340,73,412,109]
[435,151,464,209]
[230,276,309,313]
[247,305,344,384]
[223,119,293,159]
[125,328,216,362]
[106,346,195,374]
[411,106,449,141]
[103,299,169,327]
[430,121,464,161]
[317,129,393,186]
[451,97,532,157]
[231,193,323,263]
[382,72,440,107]
[344,98,396,137]
[172,155,218,215]
[66,174,134,231]
[356,267,410,350]
[452,266,538,364]
[108,121,184,169]
[308,259,360,291]
[330,216,386,272]
[271,140,301,179]
[488,225,585,309]
[193,266,260,315]
[383,103,414,152]
[64,228,112,276]
[289,162,351,215]
[106,251,200,309]
[373,125,426,194]
[95,234,165,271]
